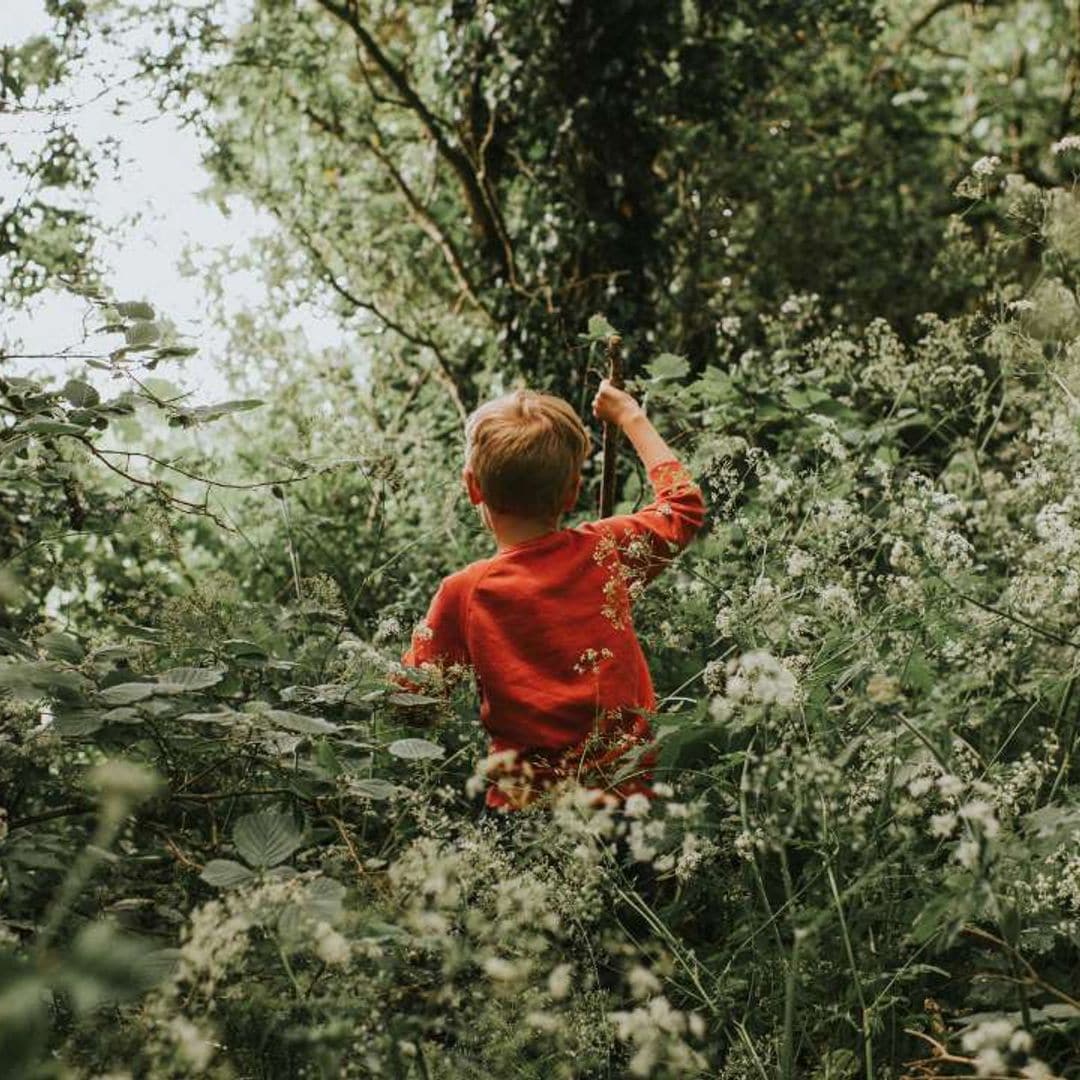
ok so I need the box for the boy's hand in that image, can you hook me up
[593,378,643,429]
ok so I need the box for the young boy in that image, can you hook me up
[402,379,705,811]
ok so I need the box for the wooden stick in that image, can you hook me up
[598,334,624,518]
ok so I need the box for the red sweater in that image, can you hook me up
[403,458,706,809]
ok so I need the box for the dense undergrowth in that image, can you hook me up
[3,158,1080,1078]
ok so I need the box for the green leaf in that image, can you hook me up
[179,710,244,725]
[102,706,144,724]
[264,709,338,735]
[647,352,690,382]
[155,666,226,694]
[63,922,168,1011]
[62,378,100,408]
[350,778,398,800]
[223,638,267,658]
[99,682,156,705]
[17,420,87,436]
[124,320,160,347]
[53,710,104,736]
[170,399,265,427]
[387,691,442,707]
[0,661,89,701]
[40,630,84,663]
[233,809,303,869]
[388,737,444,761]
[0,971,50,1077]
[304,877,346,923]
[200,859,256,888]
[585,313,618,340]
[116,300,155,320]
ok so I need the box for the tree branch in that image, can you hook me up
[313,0,510,279]
[287,214,469,422]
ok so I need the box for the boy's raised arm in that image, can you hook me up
[585,379,706,580]
[594,379,677,473]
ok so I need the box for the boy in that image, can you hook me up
[402,379,705,811]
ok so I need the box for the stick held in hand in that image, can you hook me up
[598,334,624,518]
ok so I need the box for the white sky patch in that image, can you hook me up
[1,0,353,406]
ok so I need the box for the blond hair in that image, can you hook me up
[465,390,591,519]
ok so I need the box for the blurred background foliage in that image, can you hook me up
[2,1,1080,1077]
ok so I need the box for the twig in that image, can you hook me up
[9,803,93,830]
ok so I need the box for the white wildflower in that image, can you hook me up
[971,154,1001,177]
[624,793,651,819]
[1051,134,1080,155]
[930,812,957,838]
[628,965,662,999]
[958,799,1000,839]
[907,776,933,798]
[936,774,965,798]
[313,922,350,967]
[167,1017,214,1072]
[548,962,573,1000]
[956,838,981,869]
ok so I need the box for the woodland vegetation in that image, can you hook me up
[2,1,1080,1077]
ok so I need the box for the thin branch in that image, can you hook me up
[313,0,509,278]
[931,570,1080,650]
[9,803,93,830]
[293,95,488,319]
[92,447,318,492]
[288,216,468,422]
[364,127,489,315]
[73,436,234,530]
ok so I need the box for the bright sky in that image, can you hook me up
[1,0,347,405]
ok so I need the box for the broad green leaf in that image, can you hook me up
[388,737,444,761]
[0,629,34,659]
[0,661,89,701]
[155,666,226,694]
[64,922,168,1011]
[304,877,346,923]
[350,778,398,800]
[179,710,244,725]
[124,320,160,346]
[387,691,442,707]
[116,300,155,319]
[62,379,100,408]
[40,631,84,663]
[99,682,156,705]
[53,710,104,736]
[264,709,338,735]
[154,344,198,359]
[171,399,265,427]
[233,809,303,869]
[223,638,267,658]
[17,420,87,436]
[647,352,690,382]
[200,859,256,888]
[0,973,50,1077]
[102,706,143,724]
[585,313,618,340]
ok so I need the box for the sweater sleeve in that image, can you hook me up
[581,458,706,585]
[401,573,471,673]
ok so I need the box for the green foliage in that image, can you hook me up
[3,1,1080,1077]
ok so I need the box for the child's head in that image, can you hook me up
[465,390,591,520]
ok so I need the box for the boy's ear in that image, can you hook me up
[463,468,484,506]
[562,474,582,512]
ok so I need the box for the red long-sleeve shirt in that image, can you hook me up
[403,458,705,809]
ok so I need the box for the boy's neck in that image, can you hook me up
[486,508,561,552]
